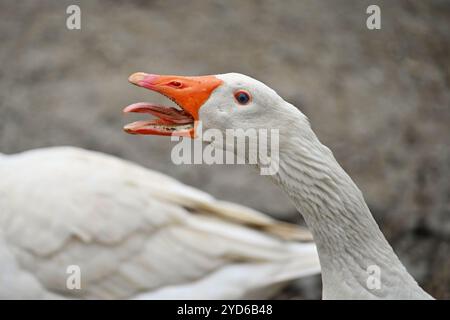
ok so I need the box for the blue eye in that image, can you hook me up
[234,90,251,105]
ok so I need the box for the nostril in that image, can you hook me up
[169,81,182,88]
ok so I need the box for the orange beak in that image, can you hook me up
[123,72,223,138]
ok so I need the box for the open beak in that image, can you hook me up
[123,72,222,138]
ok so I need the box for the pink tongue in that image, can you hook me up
[123,102,193,124]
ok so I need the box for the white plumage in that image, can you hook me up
[0,147,320,299]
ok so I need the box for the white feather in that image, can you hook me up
[0,146,320,299]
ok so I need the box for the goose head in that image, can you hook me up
[123,72,309,142]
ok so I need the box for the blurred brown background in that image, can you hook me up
[0,0,449,299]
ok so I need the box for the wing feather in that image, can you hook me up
[0,147,319,299]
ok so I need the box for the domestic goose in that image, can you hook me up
[0,147,319,299]
[123,72,434,300]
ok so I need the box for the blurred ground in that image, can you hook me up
[0,0,449,299]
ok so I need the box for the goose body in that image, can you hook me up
[0,147,319,299]
[123,72,434,299]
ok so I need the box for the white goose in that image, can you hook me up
[123,72,433,300]
[0,147,319,299]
